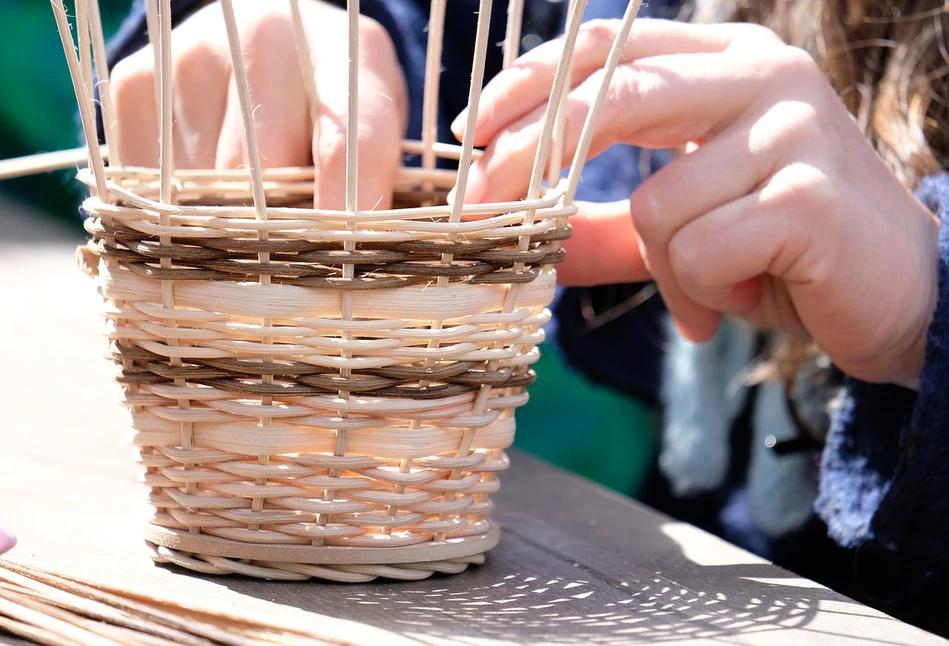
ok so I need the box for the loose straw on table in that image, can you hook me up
[0,557,348,646]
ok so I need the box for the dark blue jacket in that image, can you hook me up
[108,0,949,635]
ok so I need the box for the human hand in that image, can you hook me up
[111,0,407,209]
[453,18,940,387]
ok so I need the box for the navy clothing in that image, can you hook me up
[812,174,949,629]
[108,0,949,636]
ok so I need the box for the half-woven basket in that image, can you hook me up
[53,0,642,581]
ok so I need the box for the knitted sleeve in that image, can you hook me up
[815,172,949,615]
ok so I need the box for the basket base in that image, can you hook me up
[148,544,487,582]
[145,521,500,582]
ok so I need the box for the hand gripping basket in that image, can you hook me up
[53,0,642,581]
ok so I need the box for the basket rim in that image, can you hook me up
[77,169,575,224]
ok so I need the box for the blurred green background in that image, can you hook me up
[0,0,658,498]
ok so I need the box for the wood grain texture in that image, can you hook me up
[1,205,945,645]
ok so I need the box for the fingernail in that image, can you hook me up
[450,109,468,141]
[0,526,16,554]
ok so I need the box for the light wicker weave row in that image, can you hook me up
[51,0,644,581]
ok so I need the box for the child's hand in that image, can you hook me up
[111,0,407,209]
[453,18,940,388]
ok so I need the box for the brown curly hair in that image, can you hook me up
[695,0,949,185]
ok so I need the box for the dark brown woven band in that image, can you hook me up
[87,218,570,289]
[113,344,536,400]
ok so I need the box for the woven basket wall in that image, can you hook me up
[54,0,640,581]
[79,162,568,582]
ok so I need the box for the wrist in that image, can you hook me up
[891,212,942,390]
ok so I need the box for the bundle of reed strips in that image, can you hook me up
[0,557,357,646]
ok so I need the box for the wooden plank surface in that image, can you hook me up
[1,199,945,645]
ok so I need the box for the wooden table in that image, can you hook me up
[1,199,945,645]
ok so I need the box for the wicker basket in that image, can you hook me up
[51,0,641,581]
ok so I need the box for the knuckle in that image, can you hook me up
[732,23,784,48]
[561,87,593,137]
[583,19,619,45]
[492,111,543,161]
[603,65,631,106]
[797,168,836,208]
[315,121,347,162]
[240,8,293,50]
[768,163,835,213]
[358,107,401,145]
[765,99,822,140]
[773,45,822,82]
[171,40,219,83]
[111,51,155,108]
[750,97,826,161]
[600,65,651,137]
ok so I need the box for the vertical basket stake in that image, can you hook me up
[345,1,360,215]
[446,0,493,229]
[144,0,165,125]
[150,0,201,510]
[288,0,322,208]
[383,0,450,537]
[463,0,532,534]
[155,0,174,206]
[431,0,495,542]
[86,0,120,168]
[49,1,108,197]
[220,0,276,531]
[548,0,580,186]
[76,0,95,143]
[503,0,525,69]
[312,0,363,542]
[85,0,136,426]
[521,0,587,225]
[564,0,643,204]
[421,0,447,190]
